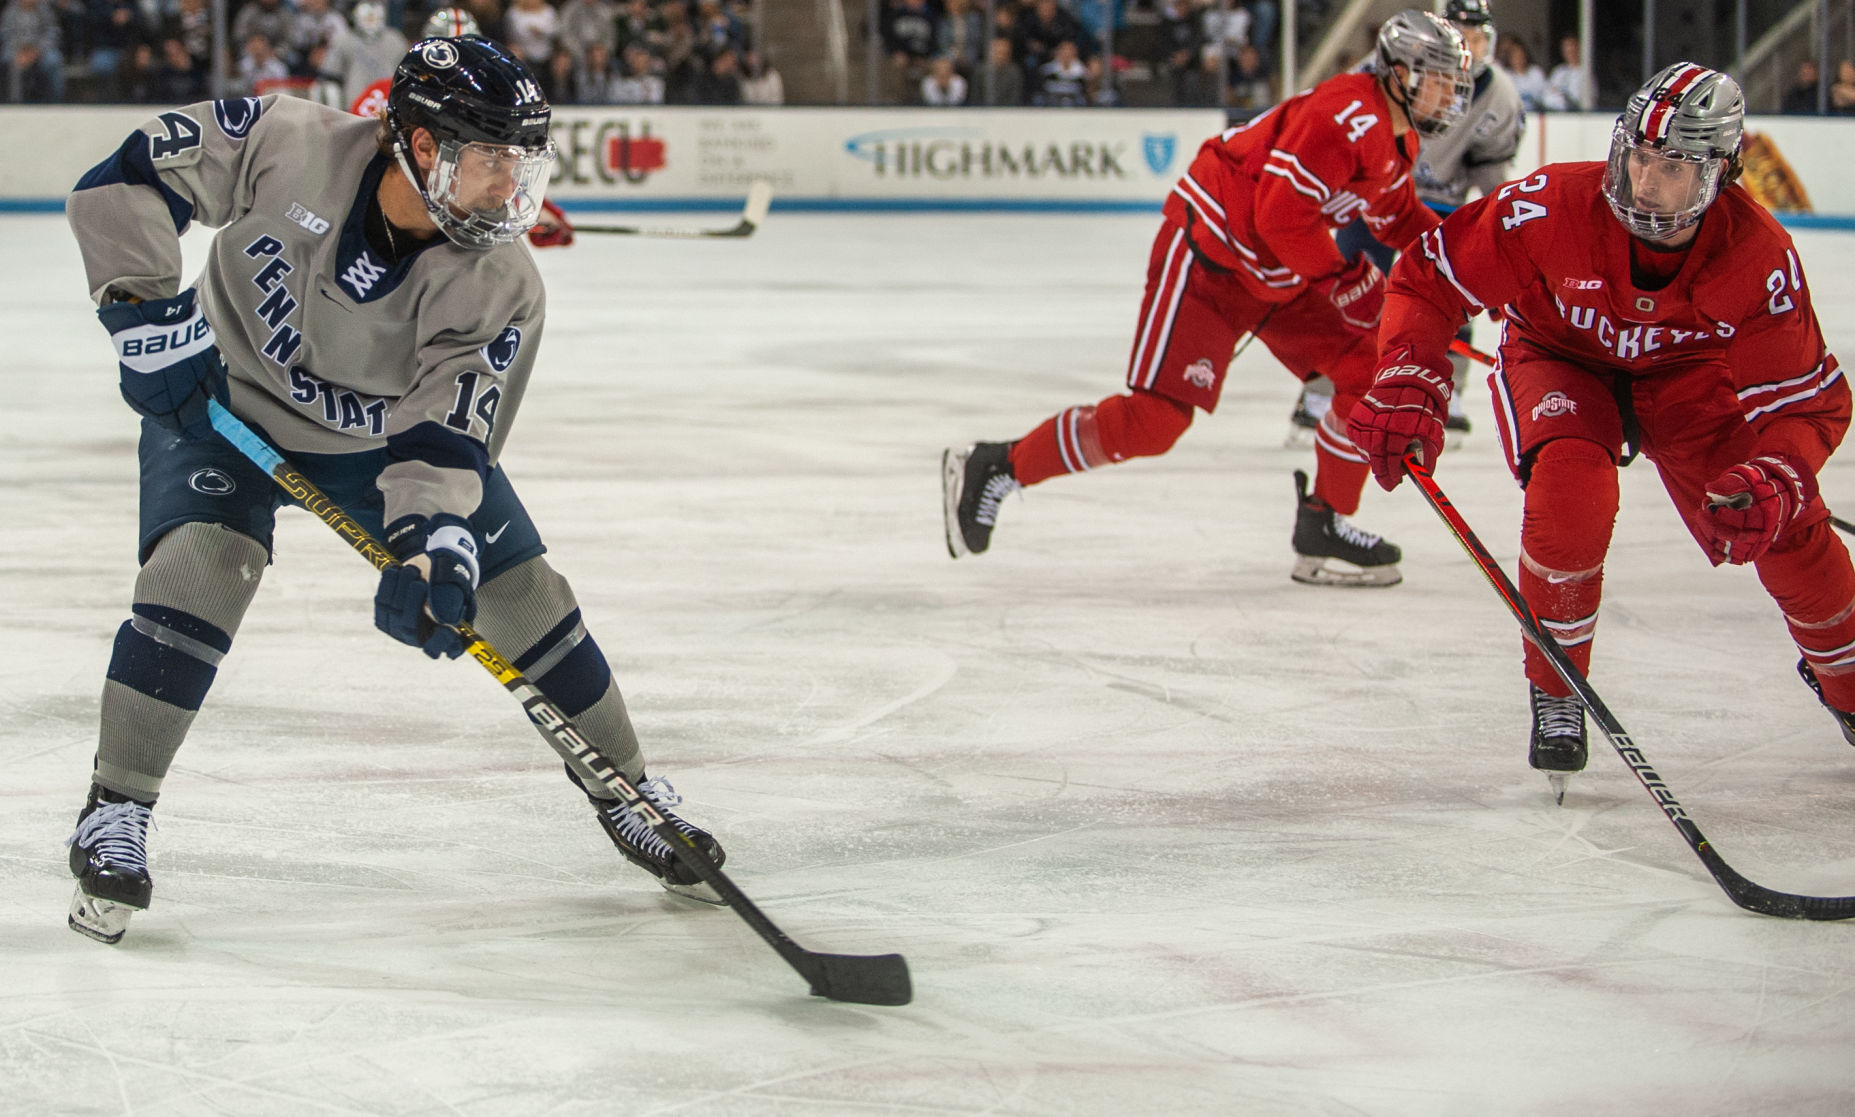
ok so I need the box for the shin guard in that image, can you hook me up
[1009,391,1192,487]
[473,557,643,784]
[1517,439,1618,696]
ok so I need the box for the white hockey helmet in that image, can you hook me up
[1602,62,1744,242]
[422,6,481,39]
[1376,10,1475,137]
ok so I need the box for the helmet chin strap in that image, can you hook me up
[391,138,450,235]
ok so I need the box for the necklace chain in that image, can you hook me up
[381,210,398,258]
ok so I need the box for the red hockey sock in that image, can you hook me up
[1759,520,1855,710]
[1311,410,1370,514]
[1008,391,1193,487]
[1518,438,1618,696]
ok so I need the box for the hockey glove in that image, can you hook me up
[1313,256,1386,334]
[1699,454,1817,566]
[98,288,228,441]
[374,513,481,659]
[1347,352,1453,491]
[527,198,573,248]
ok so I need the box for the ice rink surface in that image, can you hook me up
[4,209,1855,1115]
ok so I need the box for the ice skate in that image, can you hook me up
[576,767,728,904]
[1283,385,1332,448]
[1529,685,1589,804]
[1290,470,1402,587]
[1796,659,1855,747]
[941,441,1019,558]
[1443,405,1472,450]
[66,783,155,944]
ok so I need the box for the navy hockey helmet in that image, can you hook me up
[386,37,555,249]
[1437,0,1496,77]
[1602,62,1744,242]
[1376,10,1474,137]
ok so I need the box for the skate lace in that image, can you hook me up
[1330,514,1382,550]
[1535,692,1584,738]
[67,800,153,874]
[600,777,698,858]
[974,474,1020,528]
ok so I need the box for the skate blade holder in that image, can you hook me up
[68,887,141,945]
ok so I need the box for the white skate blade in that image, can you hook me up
[1546,773,1570,806]
[941,448,971,558]
[1290,554,1402,587]
[68,886,139,944]
[662,877,727,906]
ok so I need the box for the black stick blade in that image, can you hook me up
[804,952,913,1006]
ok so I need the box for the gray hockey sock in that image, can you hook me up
[473,556,643,789]
[96,523,267,801]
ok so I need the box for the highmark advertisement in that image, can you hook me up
[543,107,1227,206]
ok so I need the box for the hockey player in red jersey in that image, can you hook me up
[351,10,575,249]
[1349,63,1855,776]
[943,10,1473,587]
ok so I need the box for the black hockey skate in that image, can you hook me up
[1284,386,1329,448]
[1290,470,1402,587]
[1796,659,1855,747]
[942,441,1020,558]
[573,766,727,905]
[66,783,155,944]
[1529,684,1589,805]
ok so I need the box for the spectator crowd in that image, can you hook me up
[0,0,779,105]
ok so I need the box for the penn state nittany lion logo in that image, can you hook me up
[212,97,262,140]
[188,467,236,496]
[420,40,459,68]
[483,326,522,372]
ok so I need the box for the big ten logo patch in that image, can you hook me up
[1184,358,1217,390]
[554,120,666,186]
[1532,391,1578,421]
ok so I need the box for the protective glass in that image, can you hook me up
[425,138,557,249]
[1602,125,1722,241]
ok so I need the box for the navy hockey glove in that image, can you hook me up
[98,289,228,441]
[1313,256,1386,334]
[1700,454,1817,566]
[1348,351,1453,491]
[374,514,481,659]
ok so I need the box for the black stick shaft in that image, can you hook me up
[1402,453,1855,920]
[206,401,913,999]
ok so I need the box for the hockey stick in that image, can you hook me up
[573,180,773,238]
[1449,337,1496,367]
[1401,450,1855,920]
[205,400,913,1003]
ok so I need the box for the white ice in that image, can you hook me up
[3,211,1855,1115]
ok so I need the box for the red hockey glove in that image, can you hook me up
[1313,256,1385,333]
[1347,353,1453,491]
[527,198,573,248]
[1699,454,1817,566]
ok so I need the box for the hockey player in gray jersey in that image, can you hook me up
[1289,0,1523,441]
[62,37,723,944]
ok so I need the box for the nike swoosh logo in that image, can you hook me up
[1546,573,1576,584]
[485,522,510,544]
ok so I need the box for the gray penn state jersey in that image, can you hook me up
[1412,65,1525,208]
[66,94,542,525]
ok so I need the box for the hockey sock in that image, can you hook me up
[1310,409,1371,515]
[1517,438,1618,696]
[1758,519,1855,711]
[97,523,267,801]
[473,556,644,788]
[1008,391,1192,487]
